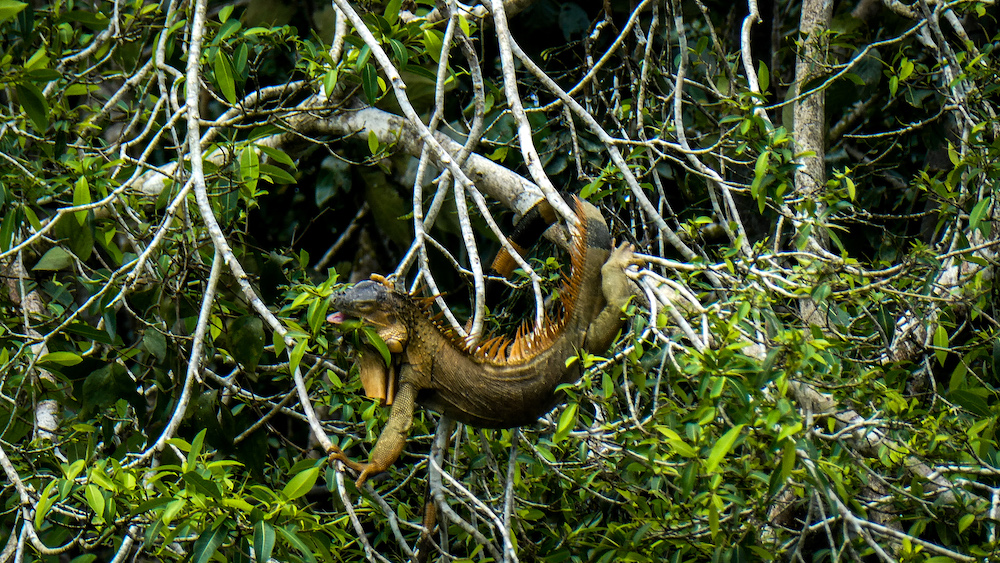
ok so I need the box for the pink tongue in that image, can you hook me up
[327,312,346,324]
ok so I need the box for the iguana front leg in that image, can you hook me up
[329,378,418,488]
[584,242,640,353]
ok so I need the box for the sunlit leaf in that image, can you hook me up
[934,325,948,366]
[554,403,578,443]
[383,0,401,24]
[39,351,82,366]
[282,466,319,499]
[73,176,91,225]
[758,61,769,93]
[969,198,989,233]
[705,424,744,473]
[0,0,28,24]
[34,480,57,529]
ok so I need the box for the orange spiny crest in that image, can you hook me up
[415,296,438,311]
[419,198,596,365]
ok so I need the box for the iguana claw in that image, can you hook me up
[328,447,382,488]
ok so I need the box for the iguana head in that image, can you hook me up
[328,274,409,353]
[327,275,409,404]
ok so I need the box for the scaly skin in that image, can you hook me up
[327,198,638,487]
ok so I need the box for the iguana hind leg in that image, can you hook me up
[329,380,418,488]
[584,242,641,354]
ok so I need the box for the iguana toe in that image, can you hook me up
[607,242,640,269]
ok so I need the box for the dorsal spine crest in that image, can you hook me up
[411,198,596,366]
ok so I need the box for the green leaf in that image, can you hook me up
[0,207,19,252]
[361,327,391,366]
[189,428,207,469]
[258,145,295,167]
[39,351,82,366]
[192,521,230,563]
[947,142,961,166]
[74,176,91,225]
[25,48,50,73]
[240,147,259,192]
[899,57,914,81]
[253,521,276,563]
[458,13,470,37]
[54,212,94,261]
[23,206,41,231]
[368,130,379,155]
[288,338,307,375]
[656,427,698,457]
[16,82,48,132]
[323,69,339,99]
[85,484,105,521]
[0,0,28,24]
[65,322,114,345]
[356,44,371,69]
[142,327,167,362]
[134,496,173,515]
[34,480,57,529]
[273,330,286,358]
[754,151,770,182]
[950,389,991,417]
[780,437,797,479]
[282,466,319,500]
[276,527,318,563]
[958,512,975,533]
[58,9,109,31]
[33,247,74,270]
[161,498,187,526]
[80,366,118,416]
[553,403,578,443]
[969,198,989,233]
[383,0,402,24]
[306,295,329,335]
[63,459,86,481]
[183,471,224,500]
[388,38,407,68]
[215,52,237,104]
[933,325,948,366]
[705,424,743,473]
[361,63,378,104]
[229,315,264,372]
[259,163,295,184]
[422,29,443,63]
[233,42,249,76]
[757,61,769,93]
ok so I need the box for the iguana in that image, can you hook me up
[326,197,637,487]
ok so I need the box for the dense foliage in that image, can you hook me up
[1,0,999,561]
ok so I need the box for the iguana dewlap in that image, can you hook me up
[327,197,636,486]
